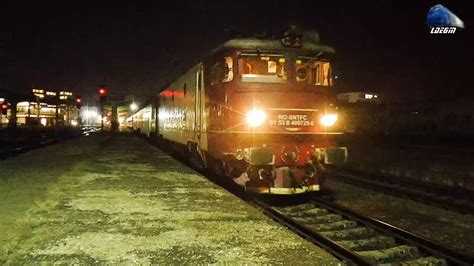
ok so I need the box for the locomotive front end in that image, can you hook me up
[227,104,347,194]
[209,35,347,194]
[239,108,347,194]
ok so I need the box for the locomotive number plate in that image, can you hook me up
[267,112,316,131]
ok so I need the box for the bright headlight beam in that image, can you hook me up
[246,109,267,127]
[320,114,338,127]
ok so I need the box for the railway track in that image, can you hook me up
[142,136,472,264]
[0,127,97,160]
[252,197,473,265]
[326,167,473,214]
[142,136,473,265]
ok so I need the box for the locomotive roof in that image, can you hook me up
[217,38,335,54]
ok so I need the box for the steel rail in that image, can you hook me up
[0,128,95,160]
[312,198,474,265]
[141,134,473,265]
[250,198,370,265]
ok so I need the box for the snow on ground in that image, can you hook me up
[0,134,340,264]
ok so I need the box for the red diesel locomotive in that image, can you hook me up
[129,30,347,194]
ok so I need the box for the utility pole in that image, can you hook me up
[37,96,40,120]
[55,96,59,135]
[8,101,18,128]
[27,102,31,124]
[0,101,4,128]
[66,104,69,126]
[85,104,89,126]
[100,102,104,131]
[111,101,118,132]
[99,85,108,132]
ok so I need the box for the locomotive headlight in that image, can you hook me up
[320,114,338,127]
[246,109,267,127]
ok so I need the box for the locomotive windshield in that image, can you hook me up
[238,54,332,86]
[240,54,287,83]
[295,57,332,86]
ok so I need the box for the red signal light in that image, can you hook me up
[1,104,8,115]
[99,86,108,103]
[75,96,83,109]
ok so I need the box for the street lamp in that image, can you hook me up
[130,103,138,130]
[98,85,108,131]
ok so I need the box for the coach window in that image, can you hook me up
[183,83,187,96]
[211,58,233,84]
[240,54,287,83]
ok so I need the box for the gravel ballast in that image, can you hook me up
[325,179,474,257]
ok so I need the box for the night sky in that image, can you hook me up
[1,0,473,103]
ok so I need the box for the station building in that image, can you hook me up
[0,89,80,127]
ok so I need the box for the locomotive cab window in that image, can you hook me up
[240,54,287,83]
[211,57,234,84]
[223,57,233,82]
[295,57,332,86]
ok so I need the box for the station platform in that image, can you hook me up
[0,134,340,264]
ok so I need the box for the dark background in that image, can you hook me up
[1,0,472,102]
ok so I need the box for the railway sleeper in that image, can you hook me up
[308,220,358,231]
[300,207,329,216]
[402,256,447,266]
[320,227,377,241]
[292,214,343,224]
[336,236,397,252]
[280,204,325,213]
[357,245,422,264]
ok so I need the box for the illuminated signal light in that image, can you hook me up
[1,103,8,115]
[75,96,83,109]
[99,86,108,102]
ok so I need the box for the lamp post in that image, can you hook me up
[98,86,108,132]
[32,89,44,123]
[130,102,138,129]
[0,98,4,128]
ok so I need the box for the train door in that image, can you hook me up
[194,65,208,151]
[195,68,203,145]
